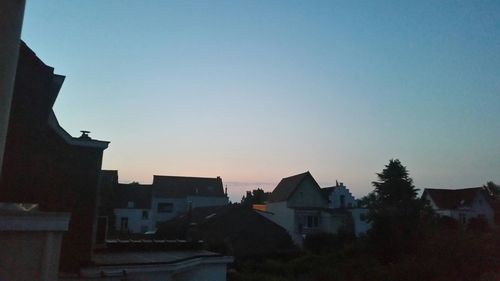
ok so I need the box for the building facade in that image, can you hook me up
[101,173,230,234]
[0,42,109,272]
[260,172,371,245]
[423,187,495,226]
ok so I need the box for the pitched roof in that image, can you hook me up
[152,175,225,198]
[115,184,152,209]
[269,171,325,203]
[423,187,485,209]
[155,205,297,257]
[321,186,337,197]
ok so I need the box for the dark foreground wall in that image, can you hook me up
[0,42,109,272]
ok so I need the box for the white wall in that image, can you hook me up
[114,208,153,233]
[187,196,229,209]
[328,185,356,209]
[152,198,188,227]
[266,202,296,234]
[426,192,495,226]
[0,205,69,281]
[349,208,371,237]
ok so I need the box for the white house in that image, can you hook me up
[113,183,154,233]
[263,172,350,245]
[321,182,370,237]
[422,187,495,226]
[112,175,229,234]
[322,181,356,208]
[259,172,371,245]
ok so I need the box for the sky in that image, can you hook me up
[21,1,500,202]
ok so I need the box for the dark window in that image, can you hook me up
[158,203,173,213]
[120,217,128,231]
[459,213,466,224]
[307,216,319,228]
[142,210,149,219]
[340,195,346,208]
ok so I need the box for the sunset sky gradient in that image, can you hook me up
[21,1,500,201]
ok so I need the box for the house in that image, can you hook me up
[156,205,298,258]
[322,181,356,208]
[152,175,229,224]
[422,187,495,226]
[263,172,351,244]
[0,41,233,281]
[322,182,370,237]
[99,172,230,234]
[113,183,153,233]
[259,172,372,245]
[0,41,109,272]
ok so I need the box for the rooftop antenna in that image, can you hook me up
[79,130,91,139]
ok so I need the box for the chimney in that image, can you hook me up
[79,130,91,140]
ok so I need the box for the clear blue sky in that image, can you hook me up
[21,1,500,201]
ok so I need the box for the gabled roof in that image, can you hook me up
[321,186,337,197]
[115,184,152,209]
[152,175,225,198]
[269,171,326,203]
[423,187,485,210]
[155,205,297,257]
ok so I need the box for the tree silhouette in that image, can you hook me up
[241,188,271,207]
[367,159,423,260]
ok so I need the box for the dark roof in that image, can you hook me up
[423,187,485,209]
[155,205,297,257]
[321,186,337,197]
[152,175,225,198]
[269,171,326,203]
[115,184,152,209]
[100,170,118,184]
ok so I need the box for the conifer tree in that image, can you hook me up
[368,159,422,259]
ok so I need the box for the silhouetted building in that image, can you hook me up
[0,41,109,272]
[98,172,229,234]
[423,187,495,226]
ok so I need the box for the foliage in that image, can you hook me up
[303,232,354,254]
[241,188,271,206]
[229,161,500,281]
[483,181,500,198]
[365,159,425,259]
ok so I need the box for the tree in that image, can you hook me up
[241,188,271,207]
[367,159,423,259]
[483,181,500,198]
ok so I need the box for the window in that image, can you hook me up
[307,216,319,228]
[157,202,174,213]
[459,213,466,224]
[340,195,346,208]
[120,217,128,231]
[127,201,134,208]
[142,210,149,219]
